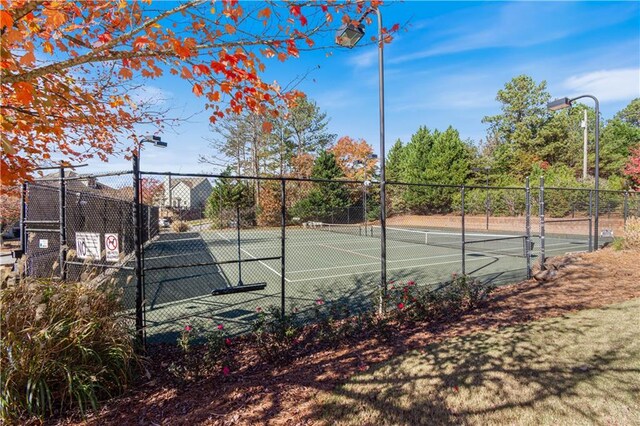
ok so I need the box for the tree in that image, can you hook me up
[330,136,376,180]
[290,150,350,221]
[0,192,20,231]
[530,163,584,217]
[386,139,405,182]
[624,146,640,190]
[200,94,334,180]
[204,170,255,228]
[1,1,396,185]
[399,126,472,213]
[286,95,337,159]
[385,138,407,213]
[140,177,164,206]
[482,75,551,177]
[615,98,640,127]
[599,118,640,178]
[536,105,594,172]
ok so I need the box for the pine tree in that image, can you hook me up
[290,151,350,221]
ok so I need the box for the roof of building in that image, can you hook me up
[169,177,211,189]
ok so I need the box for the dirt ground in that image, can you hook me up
[58,248,640,426]
[388,214,626,236]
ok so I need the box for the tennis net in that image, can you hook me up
[368,226,529,257]
[306,221,364,236]
[308,222,529,257]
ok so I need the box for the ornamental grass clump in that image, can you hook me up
[171,220,190,233]
[623,216,640,249]
[0,276,138,422]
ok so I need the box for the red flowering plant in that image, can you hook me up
[203,322,233,373]
[386,280,424,322]
[170,320,234,381]
[169,323,203,380]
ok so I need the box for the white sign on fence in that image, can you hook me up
[105,233,120,262]
[39,239,48,249]
[76,232,101,260]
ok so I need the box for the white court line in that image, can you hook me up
[321,242,438,252]
[288,243,532,275]
[287,254,511,283]
[287,252,465,274]
[319,243,380,260]
[215,232,290,282]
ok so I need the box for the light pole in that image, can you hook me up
[336,6,387,312]
[580,109,588,181]
[547,95,600,248]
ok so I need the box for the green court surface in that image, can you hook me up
[119,225,590,342]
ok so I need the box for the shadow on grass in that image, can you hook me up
[311,299,640,425]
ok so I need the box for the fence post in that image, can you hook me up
[59,166,67,281]
[132,154,145,350]
[623,191,629,226]
[363,182,368,235]
[20,182,27,257]
[539,176,545,268]
[588,190,593,252]
[525,177,532,279]
[461,185,466,275]
[280,179,286,318]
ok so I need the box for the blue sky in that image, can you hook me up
[84,1,640,175]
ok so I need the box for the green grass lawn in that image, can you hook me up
[316,298,640,425]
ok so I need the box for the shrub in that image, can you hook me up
[623,216,640,249]
[611,237,625,251]
[169,322,233,381]
[387,275,494,323]
[311,299,372,344]
[0,276,138,422]
[171,220,190,232]
[251,306,300,362]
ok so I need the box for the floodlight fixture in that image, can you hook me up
[547,97,572,111]
[335,22,365,48]
[141,134,167,148]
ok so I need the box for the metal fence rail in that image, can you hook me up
[15,161,638,348]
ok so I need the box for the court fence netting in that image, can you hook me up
[12,161,640,348]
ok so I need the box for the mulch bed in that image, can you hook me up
[58,248,640,426]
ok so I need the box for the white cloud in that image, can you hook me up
[347,48,378,68]
[390,2,637,64]
[314,88,360,109]
[128,85,172,106]
[562,68,640,103]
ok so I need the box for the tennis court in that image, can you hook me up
[116,222,590,341]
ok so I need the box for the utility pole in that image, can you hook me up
[581,109,588,181]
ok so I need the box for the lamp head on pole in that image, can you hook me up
[335,22,365,48]
[141,135,167,148]
[547,97,572,111]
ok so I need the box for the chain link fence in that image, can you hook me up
[13,164,638,346]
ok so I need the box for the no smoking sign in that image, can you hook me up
[105,233,119,262]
